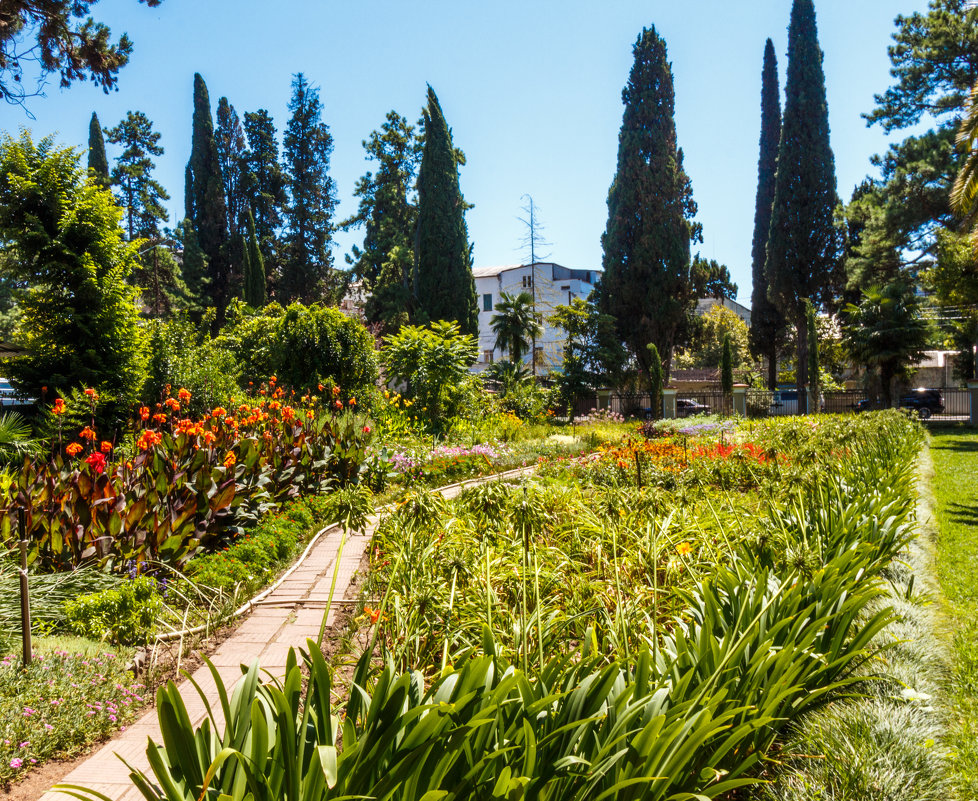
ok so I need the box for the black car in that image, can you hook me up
[677,398,710,417]
[899,388,944,419]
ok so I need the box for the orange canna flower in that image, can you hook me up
[269,375,277,384]
[83,388,96,397]
[139,405,150,421]
[332,386,341,397]
[223,451,236,468]
[79,426,96,441]
[349,397,356,407]
[306,410,315,420]
[153,413,168,424]
[100,440,113,453]
[334,400,343,410]
[65,442,83,456]
[212,407,227,418]
[136,430,163,451]
[177,387,192,403]
[52,398,66,416]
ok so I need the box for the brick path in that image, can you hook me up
[40,468,532,801]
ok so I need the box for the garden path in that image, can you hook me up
[39,467,533,801]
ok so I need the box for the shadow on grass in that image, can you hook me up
[930,435,978,453]
[944,500,978,526]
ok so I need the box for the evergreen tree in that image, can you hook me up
[720,333,734,396]
[0,132,147,403]
[242,109,287,286]
[748,39,786,390]
[413,85,478,335]
[281,73,337,303]
[806,299,819,408]
[185,72,230,315]
[243,208,266,307]
[599,26,699,380]
[105,110,169,240]
[87,111,109,187]
[766,0,841,392]
[646,343,663,418]
[216,97,248,237]
[343,110,420,284]
[178,218,208,308]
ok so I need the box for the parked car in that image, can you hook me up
[899,388,944,419]
[677,398,710,417]
[769,388,825,415]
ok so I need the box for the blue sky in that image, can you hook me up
[8,0,930,304]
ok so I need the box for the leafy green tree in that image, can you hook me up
[216,97,248,238]
[720,334,734,396]
[87,111,109,187]
[550,297,625,418]
[766,0,842,392]
[749,39,786,390]
[414,86,478,335]
[926,229,978,378]
[675,305,752,371]
[242,109,286,286]
[490,291,542,364]
[281,73,337,304]
[133,239,186,319]
[599,26,700,380]
[186,72,230,316]
[364,244,412,336]
[0,0,162,108]
[343,110,420,284]
[0,131,147,403]
[381,320,477,427]
[843,280,930,407]
[219,301,378,399]
[243,208,266,307]
[105,110,169,240]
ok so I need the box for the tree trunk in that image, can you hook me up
[881,363,895,408]
[795,312,809,414]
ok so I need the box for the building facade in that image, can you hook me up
[472,262,599,372]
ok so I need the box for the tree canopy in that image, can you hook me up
[599,26,699,380]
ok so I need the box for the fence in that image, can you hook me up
[571,387,972,421]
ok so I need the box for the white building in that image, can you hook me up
[694,295,752,326]
[472,262,599,372]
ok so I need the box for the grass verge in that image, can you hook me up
[926,428,978,799]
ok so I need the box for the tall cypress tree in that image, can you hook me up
[599,27,699,381]
[413,86,478,336]
[282,73,337,303]
[87,111,109,187]
[186,73,230,316]
[243,208,266,307]
[766,0,841,393]
[749,39,786,390]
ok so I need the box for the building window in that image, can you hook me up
[560,285,570,290]
[483,293,492,312]
[483,350,494,364]
[522,275,533,289]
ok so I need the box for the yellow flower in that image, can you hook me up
[676,542,693,556]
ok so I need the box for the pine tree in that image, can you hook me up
[216,97,248,236]
[87,111,109,187]
[599,27,699,380]
[766,0,842,393]
[343,110,420,284]
[186,73,230,316]
[105,110,169,240]
[281,73,337,303]
[243,208,266,307]
[414,86,478,336]
[242,109,286,287]
[748,39,787,390]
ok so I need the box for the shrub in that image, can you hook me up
[64,576,160,645]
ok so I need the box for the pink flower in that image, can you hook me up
[9,757,22,768]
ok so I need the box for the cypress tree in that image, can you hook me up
[244,208,266,307]
[413,85,478,336]
[646,343,663,417]
[599,27,699,380]
[216,97,248,237]
[748,39,786,390]
[720,333,734,396]
[87,112,109,187]
[766,0,842,392]
[186,73,230,316]
[281,73,337,303]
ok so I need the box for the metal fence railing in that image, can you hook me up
[570,387,972,421]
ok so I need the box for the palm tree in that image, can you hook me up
[952,80,978,241]
[489,291,542,365]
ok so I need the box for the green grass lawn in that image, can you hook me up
[927,428,978,799]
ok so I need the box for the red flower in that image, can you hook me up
[85,452,106,474]
[362,425,371,434]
